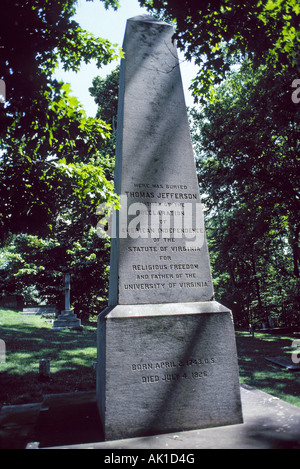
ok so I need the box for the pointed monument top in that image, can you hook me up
[109,11,214,306]
[128,14,172,26]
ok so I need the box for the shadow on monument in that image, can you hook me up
[127,313,242,439]
[33,394,104,448]
[1,384,300,448]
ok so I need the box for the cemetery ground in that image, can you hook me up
[0,308,97,406]
[0,307,299,409]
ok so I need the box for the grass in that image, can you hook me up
[0,308,97,407]
[1,309,300,409]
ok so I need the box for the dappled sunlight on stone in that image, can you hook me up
[96,15,242,442]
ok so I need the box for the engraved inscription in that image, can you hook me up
[131,357,215,384]
[125,190,198,200]
[118,181,213,299]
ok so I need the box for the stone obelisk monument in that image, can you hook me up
[96,16,243,441]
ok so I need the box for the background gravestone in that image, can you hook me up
[52,274,83,330]
[96,15,243,441]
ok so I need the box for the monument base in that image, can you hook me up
[52,310,83,330]
[96,301,243,441]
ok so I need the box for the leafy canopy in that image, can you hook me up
[0,0,121,239]
[0,0,120,122]
[139,0,300,101]
[190,59,299,323]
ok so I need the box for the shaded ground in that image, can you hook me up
[236,331,300,407]
[1,310,300,409]
[0,309,97,407]
[0,391,103,449]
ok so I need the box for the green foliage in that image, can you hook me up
[89,66,120,126]
[0,1,121,239]
[89,66,121,157]
[48,83,112,159]
[0,135,118,315]
[0,309,97,405]
[0,0,120,124]
[0,1,121,319]
[0,228,111,319]
[139,0,300,102]
[0,235,61,305]
[50,156,117,216]
[1,100,112,246]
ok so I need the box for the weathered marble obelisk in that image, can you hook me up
[96,15,243,441]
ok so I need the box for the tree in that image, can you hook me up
[139,0,300,101]
[0,0,120,124]
[138,1,300,326]
[0,85,116,238]
[89,66,120,129]
[0,1,121,317]
[0,227,111,319]
[0,0,121,240]
[89,66,120,159]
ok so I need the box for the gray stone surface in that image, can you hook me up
[2,386,300,449]
[52,274,83,330]
[42,386,300,449]
[97,303,242,441]
[96,15,242,441]
[52,309,82,330]
[22,305,58,316]
[39,359,51,380]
